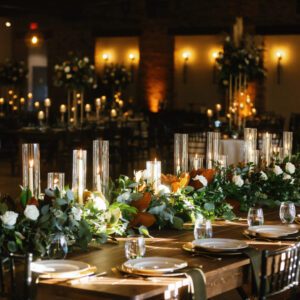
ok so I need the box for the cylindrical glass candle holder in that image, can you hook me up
[93,139,109,197]
[174,133,188,175]
[146,159,161,194]
[47,172,65,192]
[244,128,257,163]
[189,154,203,171]
[72,149,87,204]
[206,132,220,169]
[283,131,293,159]
[262,132,272,166]
[22,143,40,198]
[218,155,228,168]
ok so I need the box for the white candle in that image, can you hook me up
[37,110,45,120]
[146,158,161,194]
[78,151,84,204]
[193,154,201,170]
[110,108,117,118]
[29,159,34,193]
[44,98,51,107]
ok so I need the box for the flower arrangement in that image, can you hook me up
[53,53,97,90]
[111,167,235,234]
[0,59,28,85]
[0,188,132,256]
[224,154,300,211]
[101,63,131,95]
[216,35,266,89]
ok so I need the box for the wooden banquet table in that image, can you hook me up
[36,209,298,300]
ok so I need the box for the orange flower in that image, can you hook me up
[171,173,190,192]
[130,212,156,227]
[131,192,152,212]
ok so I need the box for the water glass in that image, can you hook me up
[194,216,213,240]
[47,233,68,259]
[279,202,296,224]
[247,207,264,227]
[125,235,146,259]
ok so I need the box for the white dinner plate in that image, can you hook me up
[193,238,248,252]
[31,260,90,278]
[247,225,298,238]
[123,257,187,274]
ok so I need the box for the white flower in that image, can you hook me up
[0,211,18,226]
[93,196,107,211]
[64,66,70,73]
[83,57,89,63]
[232,175,244,187]
[134,170,143,182]
[158,184,171,195]
[192,175,208,187]
[142,169,150,180]
[24,205,40,221]
[283,173,292,181]
[273,165,283,176]
[285,162,296,174]
[71,207,82,221]
[260,171,268,181]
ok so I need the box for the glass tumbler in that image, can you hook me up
[194,215,213,240]
[247,207,264,227]
[125,235,146,259]
[279,202,296,224]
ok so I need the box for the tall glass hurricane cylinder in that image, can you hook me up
[72,149,87,204]
[206,132,220,169]
[22,143,40,198]
[174,133,188,175]
[93,139,109,197]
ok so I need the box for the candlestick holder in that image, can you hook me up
[283,131,293,159]
[93,139,109,197]
[244,128,257,163]
[146,159,161,194]
[72,149,87,204]
[22,143,40,198]
[206,132,220,169]
[47,172,65,192]
[174,133,188,175]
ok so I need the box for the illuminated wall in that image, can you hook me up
[95,36,139,101]
[174,35,221,112]
[263,35,300,127]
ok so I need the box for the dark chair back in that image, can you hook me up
[259,242,300,300]
[0,253,33,300]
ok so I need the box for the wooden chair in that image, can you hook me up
[0,253,33,300]
[259,242,300,300]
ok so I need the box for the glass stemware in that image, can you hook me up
[194,215,213,240]
[124,235,146,259]
[47,233,68,259]
[247,207,264,227]
[279,202,296,224]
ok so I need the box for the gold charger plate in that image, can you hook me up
[182,242,243,256]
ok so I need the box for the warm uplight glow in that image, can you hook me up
[5,21,11,28]
[207,109,213,117]
[31,35,39,45]
[212,52,218,59]
[182,52,190,61]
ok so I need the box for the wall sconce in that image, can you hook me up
[102,53,109,63]
[276,51,283,84]
[129,53,135,83]
[182,52,190,84]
